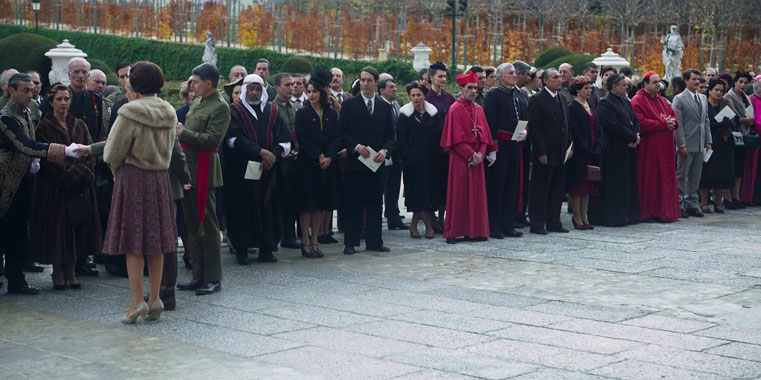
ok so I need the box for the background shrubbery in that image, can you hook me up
[0,25,417,90]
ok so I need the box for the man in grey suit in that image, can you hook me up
[379,78,407,230]
[673,69,712,218]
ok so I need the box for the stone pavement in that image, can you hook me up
[3,206,761,379]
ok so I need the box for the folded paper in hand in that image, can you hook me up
[703,148,713,163]
[358,147,383,172]
[715,106,736,122]
[512,120,528,141]
[244,161,262,180]
[564,142,574,164]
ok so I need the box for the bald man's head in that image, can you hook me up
[87,69,107,94]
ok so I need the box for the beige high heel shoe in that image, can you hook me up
[145,299,164,322]
[120,302,148,324]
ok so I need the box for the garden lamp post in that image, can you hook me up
[32,0,40,33]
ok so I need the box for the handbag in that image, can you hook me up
[65,194,92,226]
[732,131,745,147]
[584,165,601,182]
[745,134,761,148]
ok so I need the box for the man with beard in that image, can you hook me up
[222,74,291,264]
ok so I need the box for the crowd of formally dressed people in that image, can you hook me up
[1,55,761,324]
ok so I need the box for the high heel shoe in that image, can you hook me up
[120,302,148,324]
[301,245,317,259]
[409,227,421,239]
[145,299,164,322]
[571,218,586,230]
[311,245,324,258]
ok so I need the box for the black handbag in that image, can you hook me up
[745,134,761,148]
[65,194,92,226]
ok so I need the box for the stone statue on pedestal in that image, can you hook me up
[202,32,217,67]
[661,25,684,82]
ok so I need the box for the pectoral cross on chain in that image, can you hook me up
[471,122,479,138]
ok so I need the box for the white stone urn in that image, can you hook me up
[45,39,87,86]
[410,42,432,72]
[593,48,630,71]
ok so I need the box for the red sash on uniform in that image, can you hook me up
[181,143,218,233]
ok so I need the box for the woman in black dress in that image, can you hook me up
[700,79,738,213]
[295,78,339,258]
[397,83,440,239]
[565,76,602,230]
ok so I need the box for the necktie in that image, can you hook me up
[367,99,373,114]
[337,93,343,103]
[296,98,302,105]
[694,93,700,107]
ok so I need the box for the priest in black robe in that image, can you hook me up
[222,74,292,264]
[483,63,527,239]
[589,74,641,226]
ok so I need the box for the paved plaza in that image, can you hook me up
[3,206,761,379]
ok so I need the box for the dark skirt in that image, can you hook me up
[735,145,746,178]
[297,159,338,213]
[569,181,599,197]
[701,132,734,189]
[103,164,178,256]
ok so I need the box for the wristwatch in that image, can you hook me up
[381,149,389,156]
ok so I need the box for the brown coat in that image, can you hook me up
[30,112,102,266]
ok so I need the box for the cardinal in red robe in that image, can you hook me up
[440,72,495,243]
[631,72,681,222]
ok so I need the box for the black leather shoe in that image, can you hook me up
[195,282,221,295]
[388,220,409,230]
[75,265,99,277]
[680,209,689,218]
[257,252,278,263]
[84,256,96,268]
[343,246,356,255]
[505,229,523,238]
[318,234,338,244]
[7,284,39,295]
[489,232,504,239]
[23,263,45,273]
[446,238,459,244]
[725,201,738,210]
[177,279,203,291]
[236,252,249,265]
[281,239,301,249]
[367,246,390,252]
[547,226,570,233]
[686,208,704,217]
[530,228,548,235]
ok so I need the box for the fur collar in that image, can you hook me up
[399,101,437,117]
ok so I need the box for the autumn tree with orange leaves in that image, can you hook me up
[196,0,226,43]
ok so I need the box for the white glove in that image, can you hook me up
[65,143,84,158]
[486,151,497,167]
[515,129,528,142]
[30,158,40,174]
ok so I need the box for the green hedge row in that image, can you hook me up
[0,24,417,89]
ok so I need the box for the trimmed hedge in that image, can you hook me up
[0,24,417,90]
[89,59,118,86]
[0,33,58,88]
[544,54,597,76]
[279,56,313,74]
[533,46,573,68]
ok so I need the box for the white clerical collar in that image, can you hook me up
[545,88,557,98]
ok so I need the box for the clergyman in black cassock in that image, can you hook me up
[222,75,291,264]
[589,74,641,227]
[483,63,527,239]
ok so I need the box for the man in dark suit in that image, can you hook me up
[528,69,572,234]
[378,78,407,230]
[339,67,395,255]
